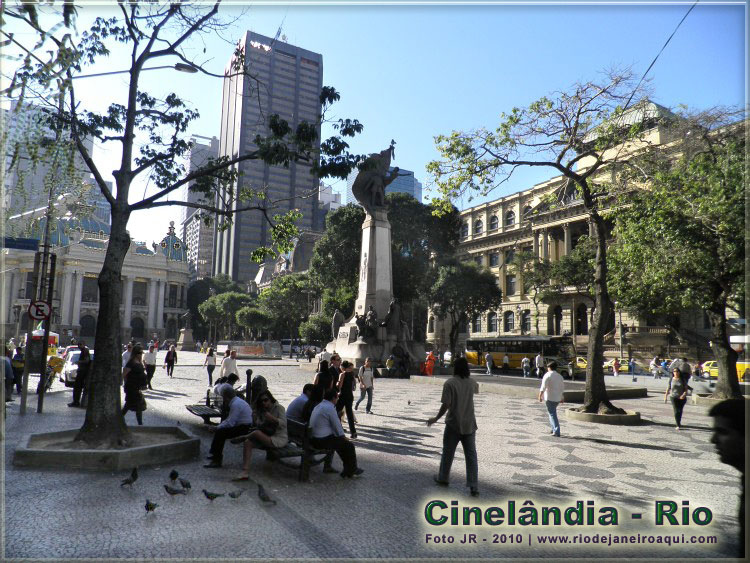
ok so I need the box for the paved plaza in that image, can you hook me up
[4,353,743,559]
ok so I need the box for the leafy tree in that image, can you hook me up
[235,306,271,340]
[209,274,244,295]
[429,70,655,414]
[427,261,503,363]
[3,3,366,446]
[258,273,313,347]
[609,117,745,399]
[299,314,331,345]
[197,296,223,344]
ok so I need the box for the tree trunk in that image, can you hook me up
[75,206,131,447]
[448,313,460,366]
[580,212,624,414]
[707,302,741,399]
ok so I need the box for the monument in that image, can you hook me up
[328,143,425,368]
[177,311,196,351]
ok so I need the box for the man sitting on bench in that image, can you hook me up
[233,389,288,481]
[286,384,314,422]
[309,388,364,479]
[204,387,254,469]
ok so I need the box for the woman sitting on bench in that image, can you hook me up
[234,389,288,481]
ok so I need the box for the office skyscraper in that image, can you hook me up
[213,31,323,283]
[345,166,422,205]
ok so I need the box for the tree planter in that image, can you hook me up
[565,408,641,425]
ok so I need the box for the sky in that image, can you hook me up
[4,1,747,245]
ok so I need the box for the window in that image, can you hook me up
[474,255,483,267]
[505,249,515,265]
[82,277,99,303]
[521,310,531,333]
[130,317,145,338]
[503,311,515,332]
[522,205,533,220]
[488,312,498,332]
[505,210,516,227]
[505,274,517,295]
[428,316,435,333]
[489,253,500,267]
[132,281,148,306]
[472,314,482,333]
[473,219,483,235]
[461,223,469,238]
[168,284,178,308]
[489,215,499,230]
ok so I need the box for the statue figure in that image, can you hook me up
[331,309,344,340]
[181,310,192,330]
[365,305,378,336]
[400,319,411,342]
[354,313,367,341]
[380,298,402,340]
[350,142,401,215]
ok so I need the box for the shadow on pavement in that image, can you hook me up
[571,436,690,452]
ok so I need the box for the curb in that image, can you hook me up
[565,408,642,425]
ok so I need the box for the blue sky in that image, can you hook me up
[5,1,746,245]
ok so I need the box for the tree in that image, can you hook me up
[429,69,656,414]
[609,116,745,399]
[258,273,313,347]
[3,3,366,446]
[427,261,503,363]
[235,306,271,340]
[299,314,331,345]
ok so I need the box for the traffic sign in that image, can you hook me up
[28,300,51,321]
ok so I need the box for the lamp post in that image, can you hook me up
[70,63,198,80]
[615,301,623,360]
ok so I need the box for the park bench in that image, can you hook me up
[230,418,335,482]
[185,404,222,424]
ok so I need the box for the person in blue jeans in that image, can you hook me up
[538,361,565,437]
[427,357,479,496]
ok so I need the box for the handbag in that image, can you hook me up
[259,420,278,436]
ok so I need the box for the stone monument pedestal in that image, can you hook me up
[177,328,195,351]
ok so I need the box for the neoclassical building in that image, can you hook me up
[2,219,189,347]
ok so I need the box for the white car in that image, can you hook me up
[61,350,94,387]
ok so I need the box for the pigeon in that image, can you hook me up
[408,400,411,405]
[257,483,276,505]
[121,467,138,487]
[228,490,244,499]
[169,469,179,483]
[145,499,158,513]
[178,477,191,491]
[164,484,187,496]
[202,489,225,501]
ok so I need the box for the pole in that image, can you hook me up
[20,253,41,415]
[36,254,56,412]
[618,309,624,360]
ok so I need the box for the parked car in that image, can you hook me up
[575,356,588,369]
[61,350,95,387]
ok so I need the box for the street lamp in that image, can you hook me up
[70,63,199,80]
[614,301,623,360]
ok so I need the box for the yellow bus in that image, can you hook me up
[465,335,576,379]
[702,335,750,381]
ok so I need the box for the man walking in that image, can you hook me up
[484,351,493,376]
[535,352,545,379]
[68,341,91,408]
[355,357,376,414]
[427,357,479,496]
[143,344,157,390]
[538,361,565,437]
[521,355,531,378]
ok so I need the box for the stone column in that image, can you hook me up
[533,231,539,259]
[60,271,74,325]
[3,271,15,323]
[123,275,133,330]
[353,209,392,319]
[147,279,157,329]
[564,224,572,255]
[72,272,83,327]
[542,229,549,260]
[156,280,165,329]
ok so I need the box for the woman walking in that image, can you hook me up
[163,345,177,378]
[122,345,148,425]
[664,367,692,430]
[203,347,217,386]
[337,360,358,439]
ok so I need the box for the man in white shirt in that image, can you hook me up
[309,388,363,478]
[143,345,157,390]
[535,353,545,379]
[220,350,238,379]
[484,352,493,376]
[121,342,133,369]
[204,387,254,468]
[521,356,531,378]
[538,361,565,437]
[502,353,510,371]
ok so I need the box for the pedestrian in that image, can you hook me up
[386,354,395,377]
[425,351,436,376]
[628,357,637,376]
[484,351,493,376]
[11,346,24,393]
[121,342,133,369]
[313,359,334,391]
[309,387,364,478]
[538,361,565,437]
[502,353,509,371]
[203,347,216,386]
[355,357,376,414]
[660,359,669,378]
[535,352,545,379]
[204,387,254,469]
[664,367,692,430]
[678,357,692,380]
[336,360,358,439]
[121,345,148,426]
[708,399,745,558]
[650,356,661,380]
[427,357,479,496]
[163,345,177,378]
[521,355,531,378]
[3,348,14,402]
[219,349,237,379]
[316,348,332,371]
[143,344,157,390]
[693,362,703,379]
[68,341,90,408]
[612,357,620,377]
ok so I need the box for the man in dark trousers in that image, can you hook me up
[204,387,254,468]
[309,387,363,478]
[68,341,90,408]
[708,399,745,558]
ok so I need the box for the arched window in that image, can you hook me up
[489,215,499,230]
[503,311,515,332]
[473,219,483,235]
[80,315,97,338]
[461,223,469,238]
[487,312,498,333]
[131,317,145,339]
[522,205,532,220]
[472,314,482,333]
[428,316,435,333]
[505,210,516,227]
[521,310,531,333]
[166,318,178,339]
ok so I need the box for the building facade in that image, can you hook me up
[213,31,323,284]
[345,166,422,205]
[2,218,189,348]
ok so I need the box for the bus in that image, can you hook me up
[465,335,576,378]
[703,335,750,381]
